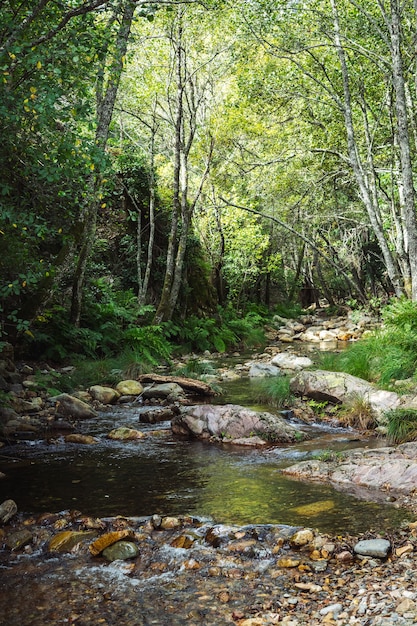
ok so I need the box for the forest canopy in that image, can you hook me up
[2,0,417,359]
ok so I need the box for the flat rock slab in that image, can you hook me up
[282,442,417,507]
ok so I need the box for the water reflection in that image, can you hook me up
[0,374,412,535]
[0,427,411,535]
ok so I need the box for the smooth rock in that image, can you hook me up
[49,393,97,419]
[107,427,145,441]
[64,434,98,444]
[290,528,314,546]
[0,499,17,524]
[5,529,33,551]
[115,380,144,396]
[319,603,343,617]
[89,385,120,404]
[102,540,139,562]
[271,353,313,370]
[354,538,391,558]
[173,404,305,443]
[48,530,97,553]
[248,363,281,377]
[142,383,185,400]
[89,530,136,556]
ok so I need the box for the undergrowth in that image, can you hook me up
[385,408,417,444]
[252,376,293,409]
[318,298,417,387]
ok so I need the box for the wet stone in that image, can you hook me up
[48,530,97,553]
[354,539,391,558]
[102,540,139,562]
[5,529,33,551]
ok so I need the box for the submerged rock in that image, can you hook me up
[102,540,139,562]
[248,363,281,378]
[64,434,98,445]
[107,427,146,441]
[172,404,306,443]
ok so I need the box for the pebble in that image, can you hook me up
[1,513,417,626]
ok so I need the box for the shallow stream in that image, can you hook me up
[0,378,412,535]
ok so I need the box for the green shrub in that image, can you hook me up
[252,376,293,409]
[385,408,417,444]
[382,297,417,332]
[122,325,172,366]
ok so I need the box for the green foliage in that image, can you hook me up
[382,297,417,332]
[320,325,417,387]
[252,376,292,409]
[385,408,417,444]
[123,326,172,366]
[306,399,329,417]
[165,307,266,354]
[312,449,344,462]
[273,302,305,319]
[172,358,216,379]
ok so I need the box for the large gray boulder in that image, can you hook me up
[172,404,305,443]
[290,369,400,417]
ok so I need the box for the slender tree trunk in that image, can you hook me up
[330,0,404,298]
[385,0,417,299]
[138,102,158,307]
[70,0,135,325]
[153,20,184,325]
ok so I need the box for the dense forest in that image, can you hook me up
[3,0,417,362]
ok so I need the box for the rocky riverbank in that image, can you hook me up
[2,508,417,626]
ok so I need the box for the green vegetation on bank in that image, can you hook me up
[319,298,417,388]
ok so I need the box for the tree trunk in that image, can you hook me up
[70,0,135,326]
[330,0,404,298]
[385,0,417,299]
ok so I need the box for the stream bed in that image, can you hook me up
[0,378,412,535]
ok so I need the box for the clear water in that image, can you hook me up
[0,379,412,535]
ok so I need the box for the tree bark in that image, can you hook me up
[385,0,417,299]
[70,0,135,325]
[330,0,404,298]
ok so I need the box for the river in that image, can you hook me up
[0,378,411,535]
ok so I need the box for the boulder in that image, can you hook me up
[289,369,400,416]
[115,380,144,396]
[142,382,185,401]
[271,353,313,371]
[49,393,97,420]
[172,404,305,443]
[282,442,417,502]
[89,385,120,405]
[248,363,281,378]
